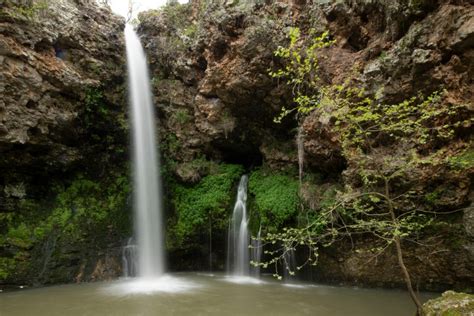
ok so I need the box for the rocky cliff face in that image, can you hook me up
[138,0,474,291]
[0,0,472,291]
[0,0,128,286]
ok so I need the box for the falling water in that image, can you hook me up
[227,175,250,276]
[283,248,297,281]
[125,24,164,278]
[297,125,305,185]
[122,238,138,278]
[250,226,262,277]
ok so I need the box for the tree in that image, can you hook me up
[262,27,471,316]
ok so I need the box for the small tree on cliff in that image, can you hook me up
[263,27,470,316]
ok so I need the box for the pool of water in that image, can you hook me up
[0,273,435,316]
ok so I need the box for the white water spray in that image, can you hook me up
[125,24,164,278]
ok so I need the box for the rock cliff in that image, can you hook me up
[0,0,473,292]
[0,0,128,286]
[138,0,474,291]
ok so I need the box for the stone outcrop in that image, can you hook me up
[0,0,127,287]
[138,0,474,290]
[423,291,474,315]
[0,0,472,291]
[0,0,125,177]
[138,2,295,173]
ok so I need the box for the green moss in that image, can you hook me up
[1,0,48,21]
[183,23,197,38]
[0,257,16,280]
[320,186,338,210]
[0,172,132,282]
[83,87,108,128]
[248,168,300,231]
[163,133,181,154]
[424,188,444,205]
[170,163,243,248]
[423,291,474,316]
[7,223,33,249]
[61,174,130,234]
[172,109,192,125]
[449,148,474,170]
[409,0,430,11]
[161,1,191,28]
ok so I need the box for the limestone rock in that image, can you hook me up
[423,291,474,316]
[138,0,474,290]
[0,0,127,286]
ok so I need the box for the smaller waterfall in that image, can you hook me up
[297,126,305,184]
[250,226,262,277]
[38,235,57,281]
[122,238,138,278]
[283,248,297,281]
[227,175,250,276]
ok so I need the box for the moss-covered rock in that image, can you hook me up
[169,162,243,249]
[0,0,128,287]
[0,171,131,287]
[423,291,474,316]
[165,162,243,270]
[248,168,300,232]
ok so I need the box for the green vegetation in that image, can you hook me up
[0,173,131,281]
[172,109,192,125]
[162,133,181,155]
[269,28,334,123]
[422,291,474,316]
[83,87,108,127]
[7,223,33,249]
[36,175,131,239]
[170,163,243,248]
[140,1,192,35]
[449,148,474,170]
[81,86,127,157]
[248,168,299,231]
[1,0,48,21]
[378,51,388,61]
[183,23,198,38]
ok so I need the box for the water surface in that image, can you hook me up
[0,273,435,316]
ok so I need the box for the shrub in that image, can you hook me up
[171,163,243,247]
[248,168,300,231]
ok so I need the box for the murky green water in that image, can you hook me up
[0,273,435,316]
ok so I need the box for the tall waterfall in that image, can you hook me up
[125,24,164,278]
[227,175,250,276]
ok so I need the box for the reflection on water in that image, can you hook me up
[0,273,436,316]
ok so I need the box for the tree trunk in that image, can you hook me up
[393,235,424,316]
[385,179,424,316]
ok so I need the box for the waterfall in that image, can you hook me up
[283,248,297,281]
[227,175,250,276]
[250,226,262,277]
[122,238,138,278]
[125,24,164,278]
[297,125,305,185]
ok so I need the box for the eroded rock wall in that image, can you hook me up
[138,0,474,290]
[0,0,128,287]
